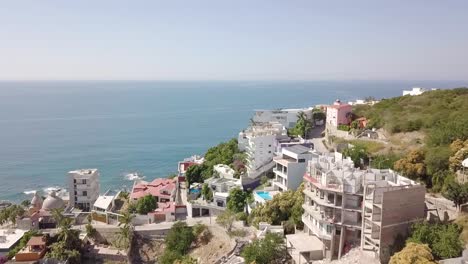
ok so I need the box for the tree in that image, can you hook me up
[250,187,304,228]
[449,139,468,172]
[85,215,97,240]
[227,188,251,213]
[407,221,463,259]
[0,205,25,226]
[343,144,368,168]
[47,209,82,264]
[201,183,213,201]
[389,242,437,264]
[216,210,236,232]
[394,150,427,181]
[136,195,157,214]
[165,222,195,255]
[185,164,205,186]
[288,111,312,138]
[114,211,134,252]
[241,233,287,264]
[443,181,468,211]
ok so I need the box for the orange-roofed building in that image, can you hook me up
[15,236,46,262]
[130,178,176,203]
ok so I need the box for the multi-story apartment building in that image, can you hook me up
[68,169,100,211]
[287,152,425,264]
[273,145,313,191]
[252,108,313,129]
[238,122,288,178]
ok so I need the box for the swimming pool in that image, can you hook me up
[190,189,200,194]
[256,191,272,200]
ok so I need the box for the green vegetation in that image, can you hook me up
[85,215,97,239]
[249,184,304,229]
[342,144,369,168]
[353,88,468,190]
[185,139,243,185]
[407,221,463,259]
[216,210,236,232]
[160,221,205,264]
[353,88,468,142]
[0,205,25,226]
[136,194,157,214]
[337,124,350,131]
[288,112,312,138]
[241,232,288,264]
[8,230,41,259]
[226,187,252,213]
[389,242,437,264]
[113,211,134,253]
[201,183,213,201]
[443,181,468,210]
[47,209,82,264]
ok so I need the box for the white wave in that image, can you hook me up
[43,186,62,194]
[124,172,144,181]
[23,190,37,195]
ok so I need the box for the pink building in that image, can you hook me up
[326,100,352,127]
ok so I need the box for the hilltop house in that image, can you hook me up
[326,100,352,127]
[130,178,176,203]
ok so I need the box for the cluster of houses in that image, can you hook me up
[0,93,434,263]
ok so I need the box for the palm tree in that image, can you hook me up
[114,211,135,252]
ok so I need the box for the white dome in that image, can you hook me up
[41,191,65,211]
[462,158,468,168]
[30,192,43,209]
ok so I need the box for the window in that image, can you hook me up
[268,144,271,147]
[326,225,332,234]
[268,151,271,153]
[82,179,87,184]
[82,191,87,196]
[298,158,306,163]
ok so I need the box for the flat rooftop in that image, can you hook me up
[69,168,98,175]
[284,145,311,155]
[286,233,323,253]
[0,229,26,251]
[93,195,115,210]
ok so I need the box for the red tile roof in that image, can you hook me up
[130,178,176,200]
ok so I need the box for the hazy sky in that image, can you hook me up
[1,0,467,80]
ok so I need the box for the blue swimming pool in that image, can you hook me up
[256,191,272,200]
[190,189,200,194]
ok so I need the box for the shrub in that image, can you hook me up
[136,195,157,214]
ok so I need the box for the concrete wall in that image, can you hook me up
[287,162,307,191]
[379,186,426,263]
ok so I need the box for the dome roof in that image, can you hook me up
[30,192,43,209]
[41,191,65,211]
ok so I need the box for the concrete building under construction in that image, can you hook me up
[286,152,426,264]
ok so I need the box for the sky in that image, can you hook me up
[1,0,467,81]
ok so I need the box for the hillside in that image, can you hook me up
[353,88,468,147]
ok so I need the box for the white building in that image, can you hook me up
[286,152,426,263]
[252,108,313,129]
[238,122,288,178]
[68,169,100,211]
[273,145,313,191]
[213,164,235,179]
[402,87,425,96]
[0,229,26,257]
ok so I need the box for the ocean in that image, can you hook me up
[0,80,466,202]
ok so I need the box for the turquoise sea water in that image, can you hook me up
[0,80,466,202]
